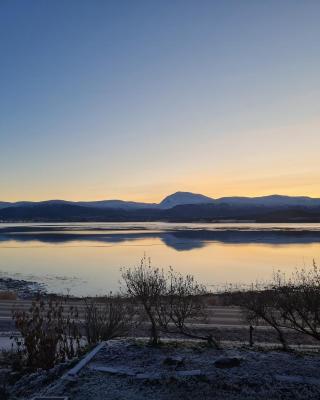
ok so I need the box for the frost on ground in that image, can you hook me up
[9,339,318,400]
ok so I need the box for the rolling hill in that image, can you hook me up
[1,191,320,222]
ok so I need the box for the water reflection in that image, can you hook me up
[2,229,320,251]
[0,223,320,296]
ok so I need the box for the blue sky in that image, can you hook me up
[1,0,320,201]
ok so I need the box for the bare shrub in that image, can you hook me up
[83,295,134,345]
[121,257,216,346]
[12,299,82,370]
[274,262,320,341]
[121,256,166,345]
[233,287,289,350]
[230,261,320,349]
[158,269,219,347]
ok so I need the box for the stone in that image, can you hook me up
[163,356,185,367]
[214,357,241,369]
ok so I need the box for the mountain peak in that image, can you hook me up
[159,191,214,209]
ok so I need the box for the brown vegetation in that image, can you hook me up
[12,299,82,370]
[0,291,17,300]
[83,295,135,344]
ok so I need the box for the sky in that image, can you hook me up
[0,0,320,202]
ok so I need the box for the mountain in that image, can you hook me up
[216,195,320,208]
[159,191,214,209]
[0,199,158,211]
[0,202,11,209]
[165,203,320,222]
[2,193,320,211]
[0,192,214,211]
[0,200,72,209]
[1,201,320,223]
[76,200,157,209]
[0,203,163,222]
[1,192,320,222]
[0,203,135,221]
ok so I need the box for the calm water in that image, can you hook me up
[1,222,320,296]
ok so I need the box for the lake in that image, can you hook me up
[1,222,320,296]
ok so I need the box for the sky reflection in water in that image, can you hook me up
[0,223,320,296]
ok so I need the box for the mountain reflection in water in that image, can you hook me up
[2,228,320,251]
[1,223,320,296]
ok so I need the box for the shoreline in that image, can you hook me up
[0,276,46,299]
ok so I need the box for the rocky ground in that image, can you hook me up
[6,339,320,400]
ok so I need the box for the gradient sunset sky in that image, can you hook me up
[1,0,320,202]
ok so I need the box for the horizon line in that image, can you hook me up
[1,191,320,204]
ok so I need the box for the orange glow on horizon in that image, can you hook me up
[3,179,320,204]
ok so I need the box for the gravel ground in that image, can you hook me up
[15,339,319,400]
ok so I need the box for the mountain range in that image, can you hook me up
[1,191,320,222]
[0,192,215,210]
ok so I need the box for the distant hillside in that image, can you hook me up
[159,191,215,209]
[0,192,212,211]
[1,192,320,222]
[0,202,11,209]
[2,192,320,211]
[77,200,158,210]
[215,195,320,208]
[1,201,320,222]
[0,204,111,221]
[165,204,320,222]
